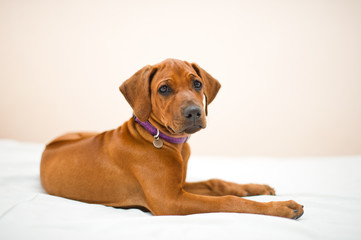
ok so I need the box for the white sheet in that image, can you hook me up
[0,139,360,240]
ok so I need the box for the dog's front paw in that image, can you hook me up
[240,184,276,196]
[265,200,304,219]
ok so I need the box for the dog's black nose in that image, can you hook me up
[183,106,202,121]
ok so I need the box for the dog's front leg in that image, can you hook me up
[183,179,275,197]
[148,191,303,219]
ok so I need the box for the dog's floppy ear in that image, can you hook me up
[119,65,157,122]
[191,63,221,115]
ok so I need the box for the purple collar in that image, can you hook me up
[134,117,188,144]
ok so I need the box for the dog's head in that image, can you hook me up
[120,59,221,135]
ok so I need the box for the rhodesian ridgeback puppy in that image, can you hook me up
[40,59,304,219]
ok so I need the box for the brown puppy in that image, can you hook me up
[40,59,304,219]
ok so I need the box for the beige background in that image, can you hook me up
[1,0,360,157]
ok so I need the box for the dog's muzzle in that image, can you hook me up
[181,105,205,134]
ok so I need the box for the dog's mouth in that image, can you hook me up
[167,124,204,135]
[183,125,203,134]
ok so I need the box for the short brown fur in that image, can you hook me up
[40,59,303,219]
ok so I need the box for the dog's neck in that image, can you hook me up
[134,116,189,145]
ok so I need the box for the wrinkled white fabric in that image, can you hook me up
[0,139,360,240]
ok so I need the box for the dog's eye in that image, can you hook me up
[193,80,202,90]
[158,85,172,96]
